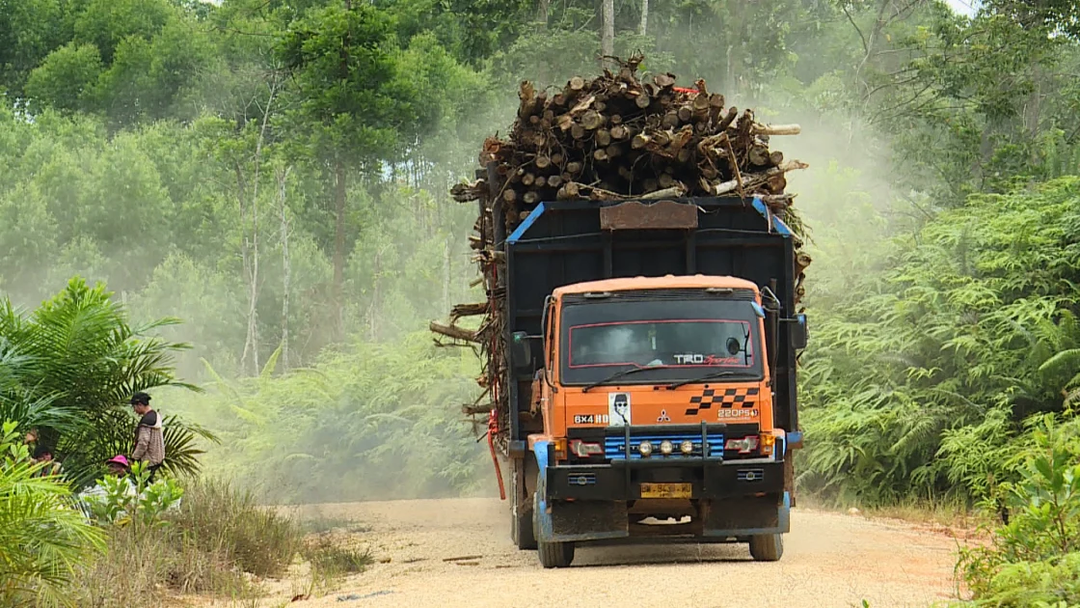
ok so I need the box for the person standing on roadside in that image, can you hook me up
[130,392,165,481]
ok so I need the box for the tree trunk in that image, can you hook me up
[239,80,276,376]
[538,0,549,25]
[277,166,292,371]
[333,160,346,341]
[639,0,648,36]
[442,239,451,318]
[601,0,615,70]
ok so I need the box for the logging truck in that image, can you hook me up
[498,196,806,568]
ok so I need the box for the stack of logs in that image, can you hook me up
[435,56,812,449]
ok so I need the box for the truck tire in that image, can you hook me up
[533,475,575,568]
[749,533,784,562]
[537,536,576,569]
[510,459,537,549]
[511,503,537,550]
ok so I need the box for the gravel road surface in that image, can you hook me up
[289,498,961,608]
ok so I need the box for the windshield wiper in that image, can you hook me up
[582,366,661,393]
[666,370,742,390]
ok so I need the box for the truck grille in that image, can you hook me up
[604,432,726,460]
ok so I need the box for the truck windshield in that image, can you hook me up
[559,294,764,386]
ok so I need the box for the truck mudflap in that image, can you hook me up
[532,441,791,544]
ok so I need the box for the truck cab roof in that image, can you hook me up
[553,275,760,297]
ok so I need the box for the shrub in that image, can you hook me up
[303,536,372,576]
[169,479,303,578]
[958,416,1080,606]
[0,421,105,608]
[69,477,304,608]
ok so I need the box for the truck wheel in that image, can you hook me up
[749,533,784,562]
[510,460,537,549]
[512,503,537,550]
[533,475,575,568]
[537,537,575,569]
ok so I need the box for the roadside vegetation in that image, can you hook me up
[1,0,1079,605]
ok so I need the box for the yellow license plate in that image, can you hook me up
[639,482,692,499]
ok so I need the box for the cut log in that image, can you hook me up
[748,144,771,167]
[557,181,580,199]
[654,73,676,88]
[430,321,479,343]
[709,160,809,196]
[581,110,604,130]
[753,123,801,136]
[642,184,686,199]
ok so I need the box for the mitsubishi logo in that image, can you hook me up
[657,409,671,422]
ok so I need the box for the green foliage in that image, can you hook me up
[190,331,486,503]
[0,278,210,486]
[72,478,303,607]
[82,462,185,528]
[801,177,1080,505]
[957,417,1080,606]
[165,479,302,578]
[0,421,105,608]
[24,43,103,113]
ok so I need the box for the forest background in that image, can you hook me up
[1,0,1079,511]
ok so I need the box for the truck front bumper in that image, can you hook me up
[533,439,791,544]
[546,458,785,500]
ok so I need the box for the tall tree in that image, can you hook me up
[279,2,414,339]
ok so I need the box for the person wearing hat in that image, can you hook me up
[129,392,165,481]
[105,454,132,476]
[77,455,136,518]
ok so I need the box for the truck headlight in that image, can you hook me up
[638,441,653,457]
[659,440,673,455]
[724,436,760,454]
[680,440,694,454]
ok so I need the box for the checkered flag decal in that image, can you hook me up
[684,387,760,416]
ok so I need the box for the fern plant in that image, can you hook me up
[801,177,1080,505]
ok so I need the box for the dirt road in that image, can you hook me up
[291,498,961,608]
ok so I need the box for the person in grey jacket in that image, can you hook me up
[130,392,165,481]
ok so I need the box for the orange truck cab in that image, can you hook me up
[495,196,806,568]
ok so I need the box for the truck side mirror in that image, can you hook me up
[510,331,533,370]
[788,314,808,350]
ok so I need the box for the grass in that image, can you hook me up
[298,534,374,597]
[57,478,378,608]
[303,535,373,575]
[66,478,305,608]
